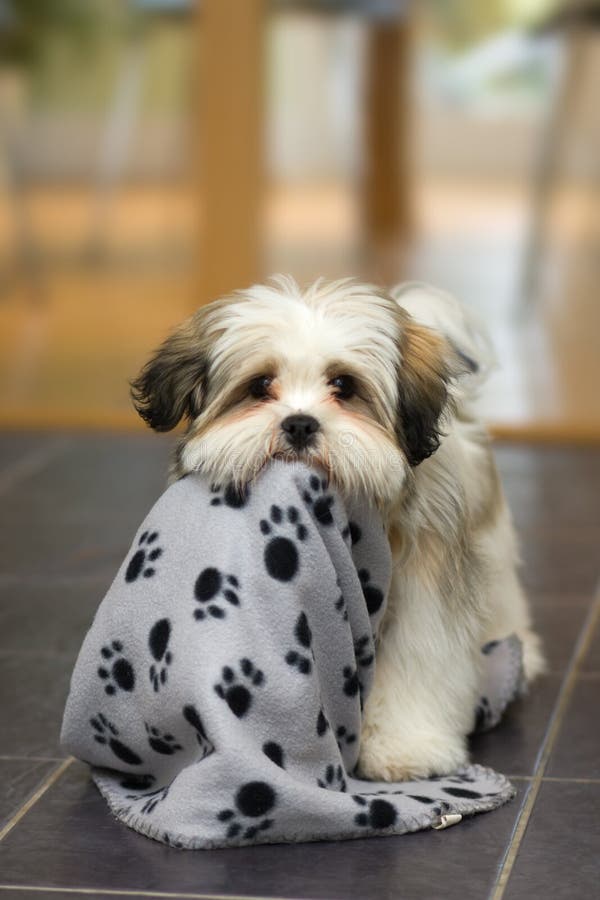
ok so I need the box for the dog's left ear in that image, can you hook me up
[395,315,464,467]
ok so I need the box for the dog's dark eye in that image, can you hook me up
[249,375,273,399]
[329,375,356,400]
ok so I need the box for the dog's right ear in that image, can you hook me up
[130,315,208,432]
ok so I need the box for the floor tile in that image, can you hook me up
[495,445,600,596]
[0,434,62,477]
[546,676,600,779]
[0,763,526,900]
[518,528,600,596]
[469,675,560,776]
[496,445,600,533]
[0,656,72,758]
[0,760,58,829]
[0,518,138,580]
[529,595,590,674]
[503,781,600,900]
[0,434,171,519]
[580,614,600,674]
[0,579,107,658]
[0,435,172,578]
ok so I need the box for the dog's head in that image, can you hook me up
[131,277,465,504]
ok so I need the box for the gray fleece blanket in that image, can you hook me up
[61,463,521,849]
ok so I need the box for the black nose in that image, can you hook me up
[281,414,320,448]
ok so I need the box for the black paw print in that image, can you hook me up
[442,785,483,799]
[90,713,143,766]
[446,773,477,784]
[260,505,308,582]
[431,800,452,816]
[182,704,214,758]
[120,773,155,791]
[214,658,265,718]
[148,618,172,692]
[316,708,330,737]
[217,781,277,841]
[342,521,362,545]
[302,474,335,526]
[193,568,240,621]
[263,741,285,769]
[353,795,397,830]
[335,590,348,621]
[145,723,182,755]
[342,664,360,697]
[210,482,250,509]
[119,772,156,800]
[285,612,313,675]
[354,634,374,670]
[358,568,384,616]
[317,763,347,792]
[125,531,162,583]
[138,785,170,815]
[402,793,435,804]
[162,832,184,849]
[97,641,135,695]
[473,696,493,733]
[336,725,357,749]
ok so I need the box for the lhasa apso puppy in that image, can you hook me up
[131,276,544,780]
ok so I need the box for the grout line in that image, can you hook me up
[0,886,306,900]
[505,775,600,784]
[0,438,71,498]
[0,758,73,844]
[490,585,600,900]
[538,776,600,784]
[0,756,66,763]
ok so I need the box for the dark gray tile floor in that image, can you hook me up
[503,781,600,900]
[0,760,57,829]
[0,434,598,900]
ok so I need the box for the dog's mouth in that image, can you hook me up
[271,444,327,470]
[272,447,319,463]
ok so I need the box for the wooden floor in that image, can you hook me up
[0,178,599,440]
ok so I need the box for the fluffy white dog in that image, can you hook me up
[131,276,544,780]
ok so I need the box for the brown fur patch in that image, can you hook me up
[395,313,462,467]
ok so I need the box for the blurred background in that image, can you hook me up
[0,0,599,439]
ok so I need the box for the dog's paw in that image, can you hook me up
[357,728,469,782]
[519,627,546,683]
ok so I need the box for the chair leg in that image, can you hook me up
[362,16,413,281]
[196,0,265,306]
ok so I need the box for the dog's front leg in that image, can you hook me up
[358,566,483,782]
